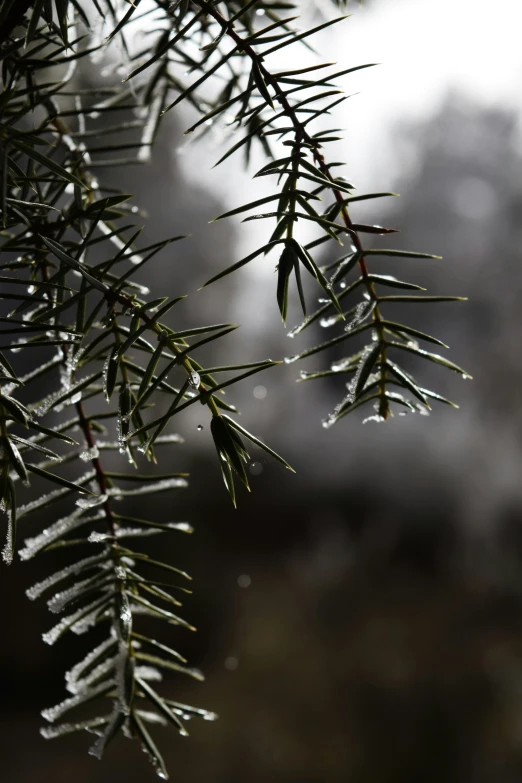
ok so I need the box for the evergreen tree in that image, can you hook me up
[0,1,466,776]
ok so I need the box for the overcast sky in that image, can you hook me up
[326,0,522,181]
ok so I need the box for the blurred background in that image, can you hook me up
[3,0,522,780]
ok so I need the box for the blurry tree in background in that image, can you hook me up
[0,1,486,781]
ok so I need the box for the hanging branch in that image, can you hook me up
[0,2,293,776]
[0,1,468,778]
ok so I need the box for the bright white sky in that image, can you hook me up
[323,0,522,182]
[345,0,522,110]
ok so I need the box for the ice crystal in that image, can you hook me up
[88,531,110,543]
[48,571,111,614]
[41,678,115,723]
[1,509,13,565]
[18,471,96,519]
[80,446,100,462]
[134,666,163,681]
[20,509,104,561]
[76,493,107,510]
[66,657,116,695]
[40,716,109,740]
[88,708,123,760]
[26,553,109,600]
[108,478,188,498]
[65,636,117,690]
[42,593,112,646]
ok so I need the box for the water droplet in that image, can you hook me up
[249,462,263,476]
[339,282,346,289]
[197,425,203,432]
[284,355,298,365]
[287,321,306,338]
[238,574,251,588]
[224,656,238,671]
[188,370,200,389]
[80,446,99,462]
[169,522,193,533]
[322,414,336,429]
[320,316,338,328]
[76,494,107,510]
[253,385,266,400]
[342,302,373,335]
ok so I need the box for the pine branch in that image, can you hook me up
[168,2,469,424]
[0,5,293,775]
[191,1,393,417]
[0,2,468,777]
